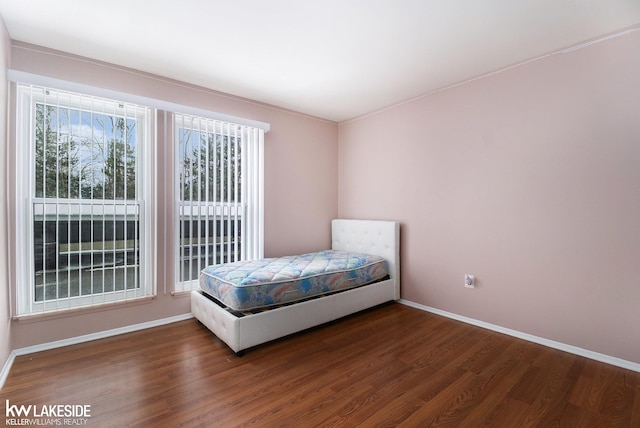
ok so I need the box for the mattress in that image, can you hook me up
[199,250,388,311]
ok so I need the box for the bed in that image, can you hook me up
[191,219,400,354]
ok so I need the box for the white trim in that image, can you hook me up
[559,27,640,54]
[399,299,640,373]
[0,313,193,390]
[342,26,640,125]
[15,84,155,315]
[7,69,270,132]
[13,313,193,357]
[0,351,17,391]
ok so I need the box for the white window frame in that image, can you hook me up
[8,70,269,312]
[174,113,264,293]
[14,84,156,315]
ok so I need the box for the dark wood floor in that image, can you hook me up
[2,303,639,427]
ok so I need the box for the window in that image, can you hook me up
[9,70,268,315]
[174,113,264,292]
[15,85,154,315]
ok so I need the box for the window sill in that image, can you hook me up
[171,289,193,298]
[13,295,156,324]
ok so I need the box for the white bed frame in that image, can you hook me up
[191,219,400,354]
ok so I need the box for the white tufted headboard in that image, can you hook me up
[331,219,400,300]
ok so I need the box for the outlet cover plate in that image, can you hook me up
[465,274,475,288]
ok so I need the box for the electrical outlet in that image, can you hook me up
[464,274,475,288]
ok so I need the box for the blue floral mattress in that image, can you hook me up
[199,250,388,311]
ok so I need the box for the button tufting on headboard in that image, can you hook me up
[331,219,400,300]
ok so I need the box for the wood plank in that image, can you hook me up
[1,303,639,426]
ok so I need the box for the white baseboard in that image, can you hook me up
[399,299,640,373]
[4,302,638,390]
[0,313,193,390]
[0,350,16,391]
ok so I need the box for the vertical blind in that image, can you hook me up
[175,113,264,292]
[16,84,154,315]
[10,72,268,316]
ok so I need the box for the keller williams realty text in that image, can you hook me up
[5,400,91,418]
[5,418,89,426]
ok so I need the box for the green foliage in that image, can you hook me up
[35,104,81,198]
[34,104,137,200]
[103,118,136,200]
[180,130,241,202]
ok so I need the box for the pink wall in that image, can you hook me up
[338,30,640,363]
[7,43,338,349]
[4,27,639,369]
[0,18,11,376]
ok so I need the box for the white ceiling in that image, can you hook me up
[1,0,639,122]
